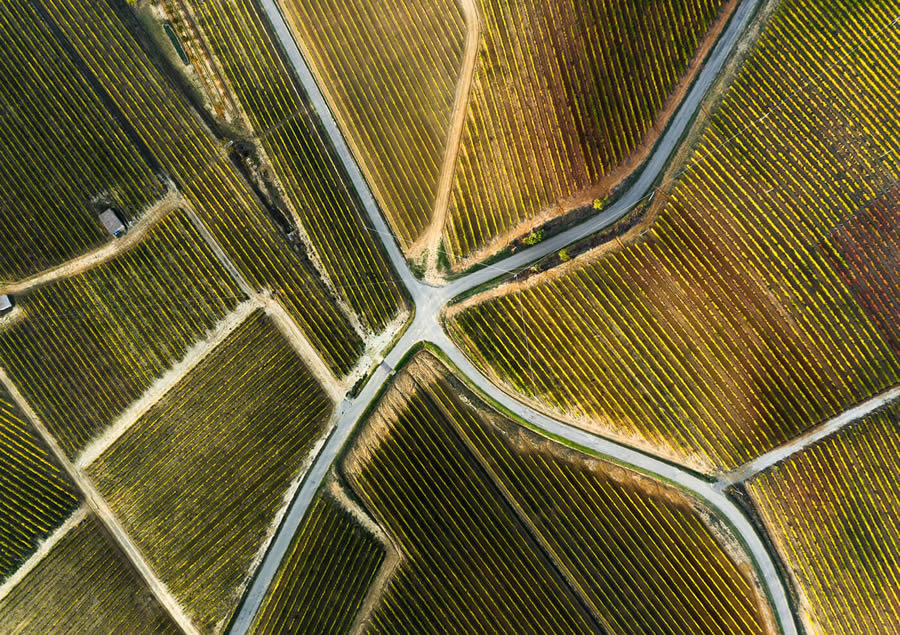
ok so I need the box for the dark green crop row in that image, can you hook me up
[337,353,769,633]
[0,514,178,633]
[167,0,404,332]
[38,0,371,375]
[0,210,244,458]
[250,492,385,635]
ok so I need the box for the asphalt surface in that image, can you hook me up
[234,1,800,634]
[720,384,900,487]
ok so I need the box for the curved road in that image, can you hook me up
[233,0,798,634]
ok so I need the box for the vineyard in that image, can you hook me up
[0,390,79,581]
[88,310,333,633]
[748,403,900,634]
[449,0,900,471]
[0,513,178,633]
[0,209,243,458]
[442,0,733,265]
[341,352,770,633]
[825,183,900,357]
[0,0,163,279]
[41,0,368,375]
[162,0,405,332]
[278,0,467,247]
[250,491,385,635]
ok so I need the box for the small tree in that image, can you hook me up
[523,229,544,246]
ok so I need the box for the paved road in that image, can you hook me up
[234,1,800,634]
[720,384,900,487]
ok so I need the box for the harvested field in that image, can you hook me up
[0,513,178,634]
[89,310,333,633]
[342,352,772,633]
[250,490,385,635]
[0,0,163,279]
[279,0,467,248]
[748,403,900,634]
[0,209,243,458]
[449,0,900,471]
[0,389,79,581]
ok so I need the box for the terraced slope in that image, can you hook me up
[0,210,243,457]
[162,0,404,331]
[748,403,900,634]
[0,0,163,279]
[249,492,385,635]
[443,0,734,265]
[89,310,333,633]
[449,0,900,471]
[278,0,467,247]
[0,514,178,633]
[0,390,79,581]
[341,352,771,633]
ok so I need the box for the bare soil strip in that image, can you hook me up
[0,506,87,602]
[0,368,199,635]
[413,0,481,266]
[76,300,260,468]
[183,203,344,397]
[326,479,401,635]
[0,188,181,295]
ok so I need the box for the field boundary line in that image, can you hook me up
[720,384,900,487]
[326,481,402,635]
[261,298,344,401]
[0,505,87,602]
[271,0,399,250]
[75,300,261,468]
[416,0,481,266]
[0,368,199,635]
[0,188,181,296]
[182,204,344,397]
[435,375,613,632]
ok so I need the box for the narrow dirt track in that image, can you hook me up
[720,384,900,487]
[414,0,481,266]
[0,368,199,635]
[235,2,802,634]
[1,189,181,296]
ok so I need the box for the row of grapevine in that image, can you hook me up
[250,491,385,635]
[344,359,598,633]
[0,390,79,581]
[340,352,770,633]
[824,184,900,357]
[278,0,466,247]
[0,209,244,458]
[0,513,178,633]
[163,0,405,331]
[0,0,163,279]
[748,403,900,634]
[39,0,365,375]
[442,0,732,264]
[443,382,770,633]
[88,310,333,633]
[449,0,900,470]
